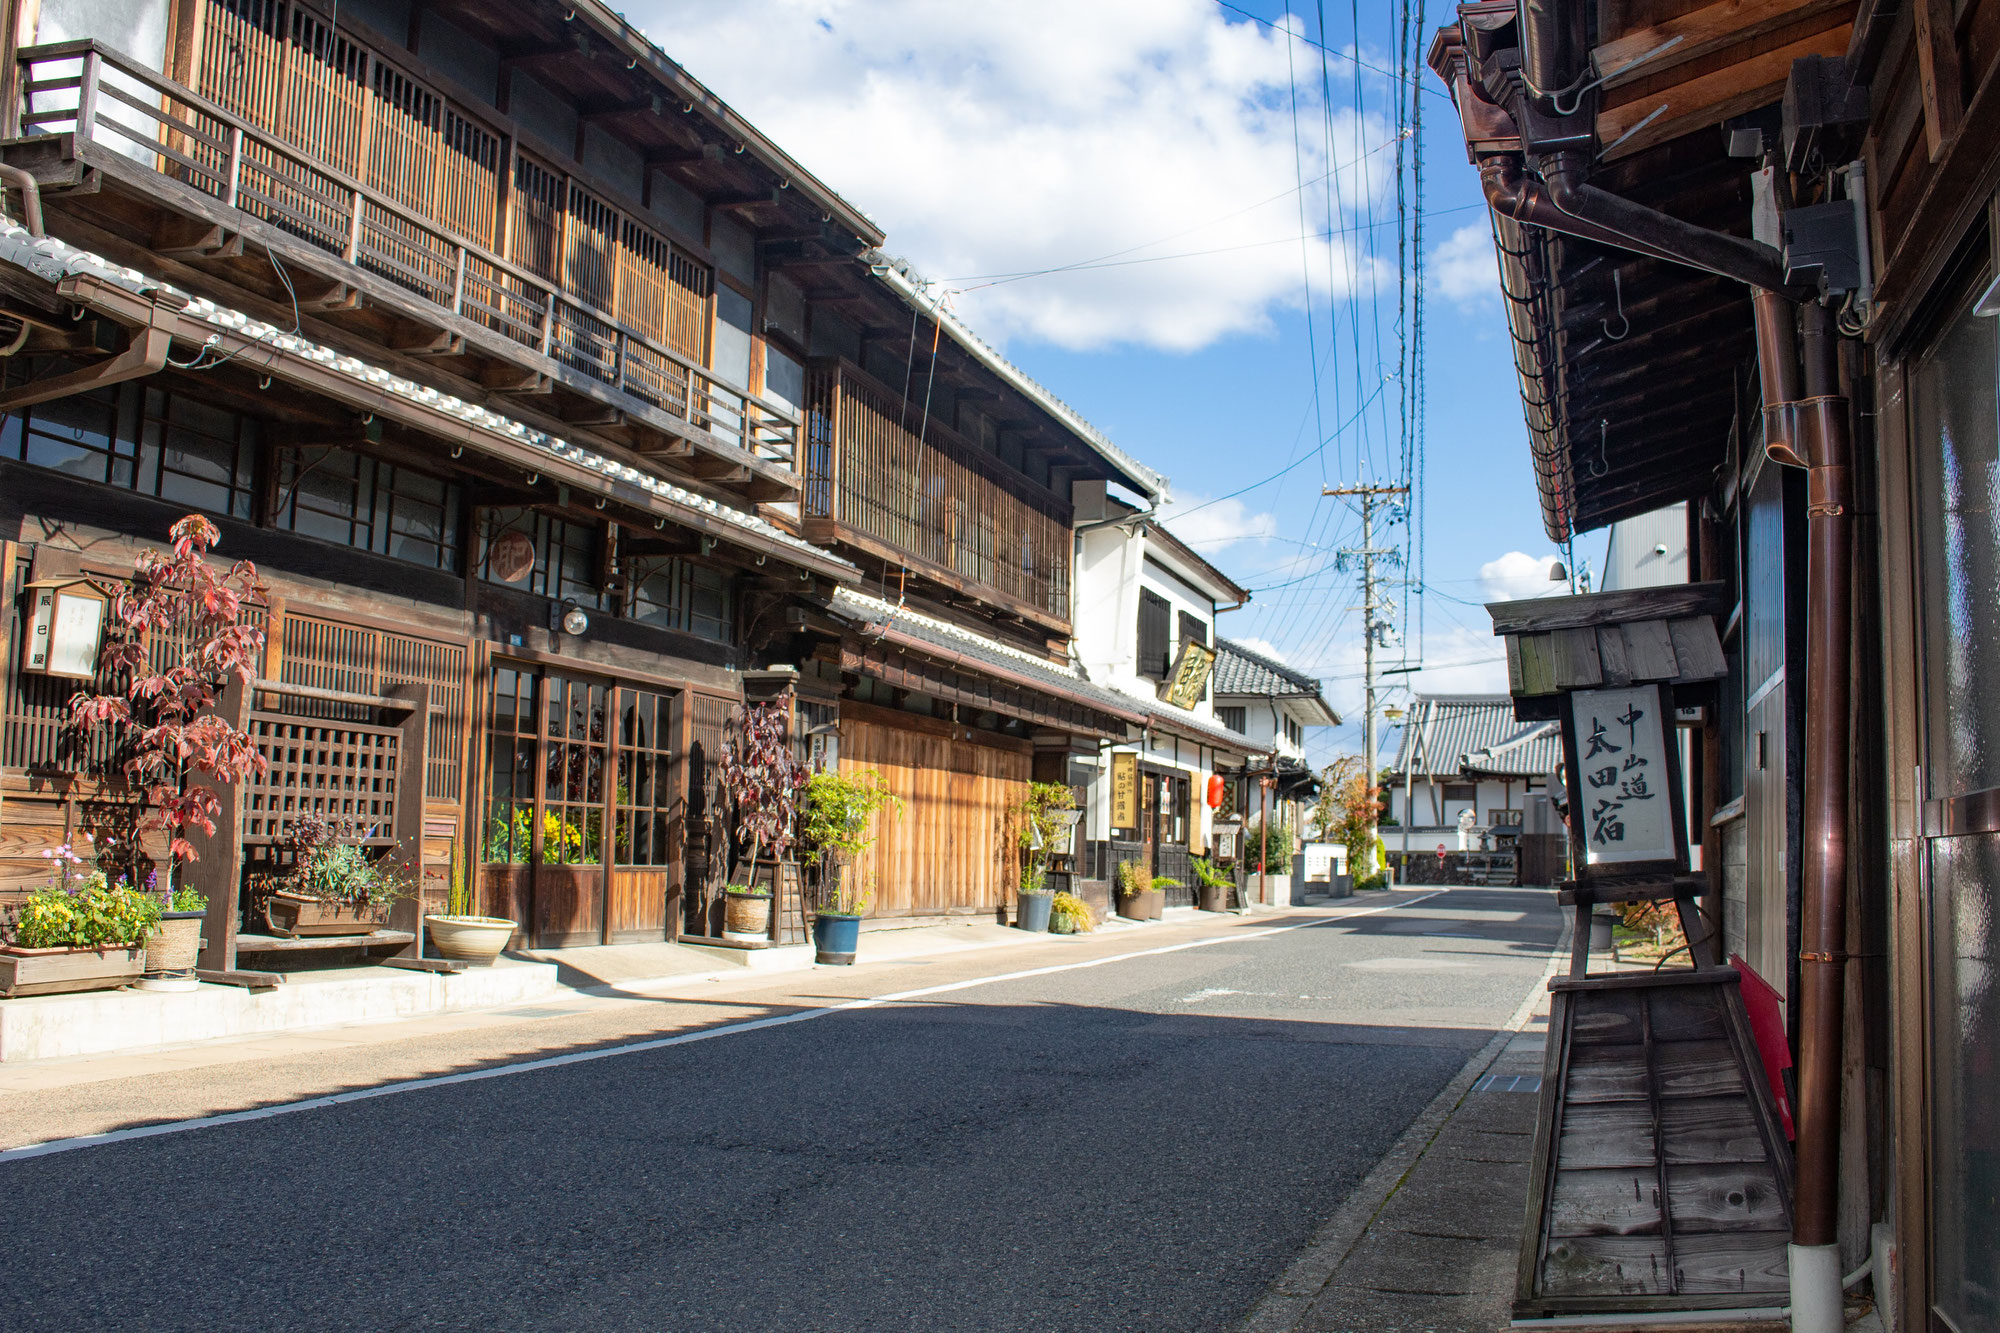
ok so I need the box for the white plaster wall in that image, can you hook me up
[33,0,171,168]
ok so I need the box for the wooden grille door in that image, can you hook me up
[535,671,611,948]
[608,687,679,943]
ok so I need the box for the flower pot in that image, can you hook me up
[138,910,206,992]
[813,913,861,965]
[1016,891,1053,933]
[1117,889,1163,921]
[0,943,145,998]
[1196,883,1228,913]
[260,890,395,938]
[425,914,517,965]
[723,890,772,941]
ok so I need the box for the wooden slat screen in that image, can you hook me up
[158,2,767,453]
[803,360,1073,620]
[840,716,1028,916]
[279,613,466,803]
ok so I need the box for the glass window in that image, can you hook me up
[483,666,538,864]
[1913,300,2000,796]
[627,556,733,643]
[274,448,461,571]
[1,369,253,516]
[615,689,676,867]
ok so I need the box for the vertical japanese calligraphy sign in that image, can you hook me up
[1111,751,1139,834]
[1560,682,1687,876]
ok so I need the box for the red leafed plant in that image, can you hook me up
[717,700,807,881]
[65,515,268,866]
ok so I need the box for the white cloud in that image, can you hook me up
[1479,551,1565,604]
[1431,222,1497,310]
[1230,636,1289,665]
[1158,493,1280,556]
[631,1,1402,351]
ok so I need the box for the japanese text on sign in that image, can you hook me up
[1567,685,1676,865]
[1111,751,1139,832]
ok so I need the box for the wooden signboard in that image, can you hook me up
[1111,751,1139,833]
[1486,584,1792,1320]
[1159,641,1217,709]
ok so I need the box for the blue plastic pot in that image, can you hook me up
[814,913,861,965]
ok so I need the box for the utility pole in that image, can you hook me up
[1326,483,1410,883]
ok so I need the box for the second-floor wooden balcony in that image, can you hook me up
[8,37,800,503]
[803,359,1074,633]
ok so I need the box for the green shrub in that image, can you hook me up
[802,769,904,860]
[1051,891,1094,933]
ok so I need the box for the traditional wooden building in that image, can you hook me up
[1434,0,2000,1325]
[0,0,1182,959]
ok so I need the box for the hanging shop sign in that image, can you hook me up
[1111,750,1139,832]
[1158,641,1217,709]
[487,530,536,584]
[22,577,111,680]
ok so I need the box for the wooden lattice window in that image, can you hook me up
[615,689,676,867]
[1138,589,1172,679]
[483,664,537,864]
[240,714,401,846]
[279,615,466,803]
[541,673,608,866]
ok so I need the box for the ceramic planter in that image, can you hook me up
[813,913,861,965]
[1016,891,1053,933]
[0,943,145,998]
[425,914,517,965]
[1116,889,1163,921]
[1196,882,1228,912]
[723,890,773,941]
[260,890,394,938]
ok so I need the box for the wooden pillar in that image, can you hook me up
[190,675,250,973]
[386,682,429,958]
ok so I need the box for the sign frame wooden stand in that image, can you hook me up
[1488,582,1795,1320]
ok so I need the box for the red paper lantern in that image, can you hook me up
[1206,774,1225,809]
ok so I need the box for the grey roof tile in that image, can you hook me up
[1390,695,1561,779]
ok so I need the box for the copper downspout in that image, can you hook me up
[0,162,43,237]
[1754,291,1854,1258]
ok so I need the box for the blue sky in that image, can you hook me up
[634,0,1577,765]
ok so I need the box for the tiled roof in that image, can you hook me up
[1390,695,1561,779]
[1213,639,1322,697]
[829,587,1146,723]
[0,223,851,573]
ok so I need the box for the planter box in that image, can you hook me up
[1116,889,1163,921]
[260,891,394,938]
[0,944,146,998]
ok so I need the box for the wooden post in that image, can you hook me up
[190,675,250,974]
[75,48,102,141]
[224,126,243,208]
[385,682,429,959]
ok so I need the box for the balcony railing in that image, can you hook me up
[803,358,1073,624]
[16,40,798,472]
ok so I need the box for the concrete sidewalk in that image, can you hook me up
[1237,925,1883,1333]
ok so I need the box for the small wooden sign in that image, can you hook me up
[1111,751,1139,832]
[22,577,109,680]
[1563,683,1682,870]
[1158,641,1217,709]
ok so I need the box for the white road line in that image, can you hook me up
[0,890,1444,1166]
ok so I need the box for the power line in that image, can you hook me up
[1212,0,1453,101]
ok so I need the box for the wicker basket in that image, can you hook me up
[144,912,205,975]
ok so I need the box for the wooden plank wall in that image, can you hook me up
[840,710,1030,917]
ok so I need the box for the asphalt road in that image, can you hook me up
[0,888,1561,1333]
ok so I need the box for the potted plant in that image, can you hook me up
[1050,890,1094,935]
[800,768,902,965]
[812,876,875,965]
[1012,781,1077,932]
[1190,855,1233,913]
[64,515,269,964]
[258,814,414,937]
[425,856,516,965]
[1114,860,1168,921]
[717,701,808,942]
[140,875,208,992]
[0,845,160,997]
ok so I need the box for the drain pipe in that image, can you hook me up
[0,164,44,238]
[1754,291,1854,1333]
